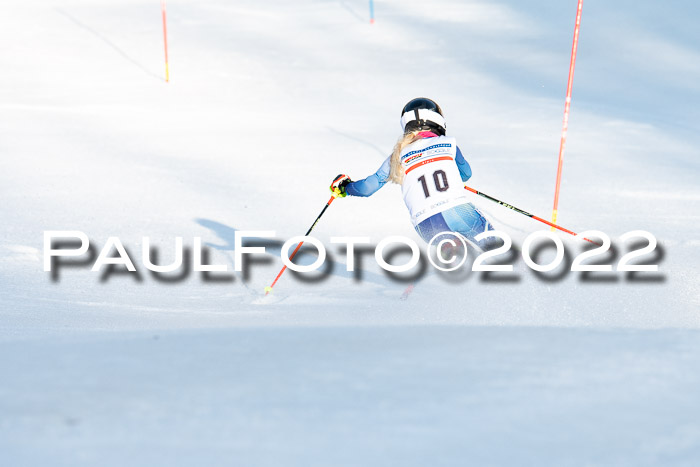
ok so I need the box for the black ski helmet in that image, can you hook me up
[400,97,446,136]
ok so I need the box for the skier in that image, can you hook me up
[330,97,493,250]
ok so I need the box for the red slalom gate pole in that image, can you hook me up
[464,185,598,245]
[161,0,169,82]
[551,0,583,226]
[264,195,338,295]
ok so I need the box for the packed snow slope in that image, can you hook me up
[1,0,700,465]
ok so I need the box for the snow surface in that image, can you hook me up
[1,0,699,465]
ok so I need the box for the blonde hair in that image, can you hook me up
[388,131,423,185]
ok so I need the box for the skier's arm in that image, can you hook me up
[345,157,391,197]
[455,147,472,182]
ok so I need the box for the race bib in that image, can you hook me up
[400,136,469,226]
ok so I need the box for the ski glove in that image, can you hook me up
[330,174,352,198]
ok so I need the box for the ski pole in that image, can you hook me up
[464,185,598,245]
[264,194,338,294]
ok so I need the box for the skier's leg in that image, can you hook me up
[441,203,495,250]
[415,212,467,260]
[415,212,450,244]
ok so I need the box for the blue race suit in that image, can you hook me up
[346,135,493,248]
